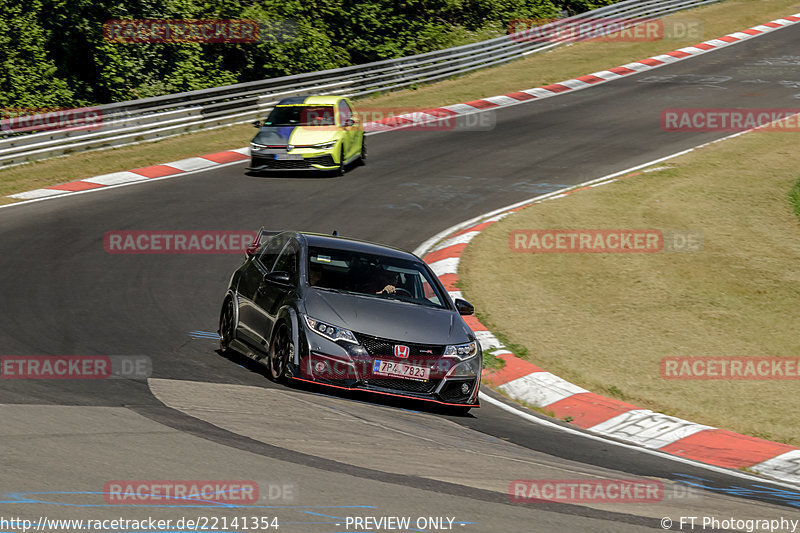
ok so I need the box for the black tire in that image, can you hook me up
[269,322,293,382]
[357,136,366,166]
[335,145,345,176]
[218,296,236,354]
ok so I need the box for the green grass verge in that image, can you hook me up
[789,177,800,220]
[483,351,506,373]
[3,0,800,204]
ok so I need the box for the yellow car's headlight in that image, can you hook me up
[311,141,337,150]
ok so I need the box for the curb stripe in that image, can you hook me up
[541,83,571,93]
[576,75,605,84]
[423,108,458,117]
[667,50,691,58]
[461,315,487,334]
[131,165,184,179]
[659,430,797,469]
[423,243,467,264]
[498,372,588,407]
[453,221,497,237]
[47,181,104,192]
[437,273,458,291]
[588,410,714,449]
[753,451,800,485]
[546,392,640,429]
[482,353,545,387]
[609,66,637,75]
[638,58,665,67]
[200,151,250,164]
[506,91,537,101]
[464,99,499,109]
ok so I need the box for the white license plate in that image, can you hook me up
[275,153,304,160]
[372,359,430,381]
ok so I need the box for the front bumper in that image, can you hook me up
[249,153,337,171]
[292,333,481,407]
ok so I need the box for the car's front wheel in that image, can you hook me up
[357,136,366,166]
[219,296,236,354]
[335,145,345,176]
[269,322,293,381]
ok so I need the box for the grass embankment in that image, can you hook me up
[2,0,799,205]
[460,129,800,445]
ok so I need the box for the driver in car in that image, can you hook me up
[370,268,401,295]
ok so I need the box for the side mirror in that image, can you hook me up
[245,242,259,257]
[454,298,474,316]
[265,271,292,285]
[252,120,262,128]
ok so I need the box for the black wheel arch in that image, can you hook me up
[273,306,301,366]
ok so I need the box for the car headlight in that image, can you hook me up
[444,341,478,361]
[251,142,268,151]
[304,315,358,344]
[311,141,337,150]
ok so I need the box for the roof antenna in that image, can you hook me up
[332,230,338,236]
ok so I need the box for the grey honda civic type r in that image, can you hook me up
[219,229,482,413]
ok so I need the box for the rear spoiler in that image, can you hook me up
[245,226,282,257]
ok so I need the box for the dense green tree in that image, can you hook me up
[0,0,74,110]
[2,0,621,108]
[557,0,618,16]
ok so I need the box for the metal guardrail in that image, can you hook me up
[0,0,718,168]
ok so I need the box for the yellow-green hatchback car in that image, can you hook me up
[249,96,365,175]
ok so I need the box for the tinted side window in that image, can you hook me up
[258,235,286,271]
[273,240,300,284]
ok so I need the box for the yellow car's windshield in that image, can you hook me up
[265,105,336,126]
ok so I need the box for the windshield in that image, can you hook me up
[307,246,448,309]
[264,105,336,126]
